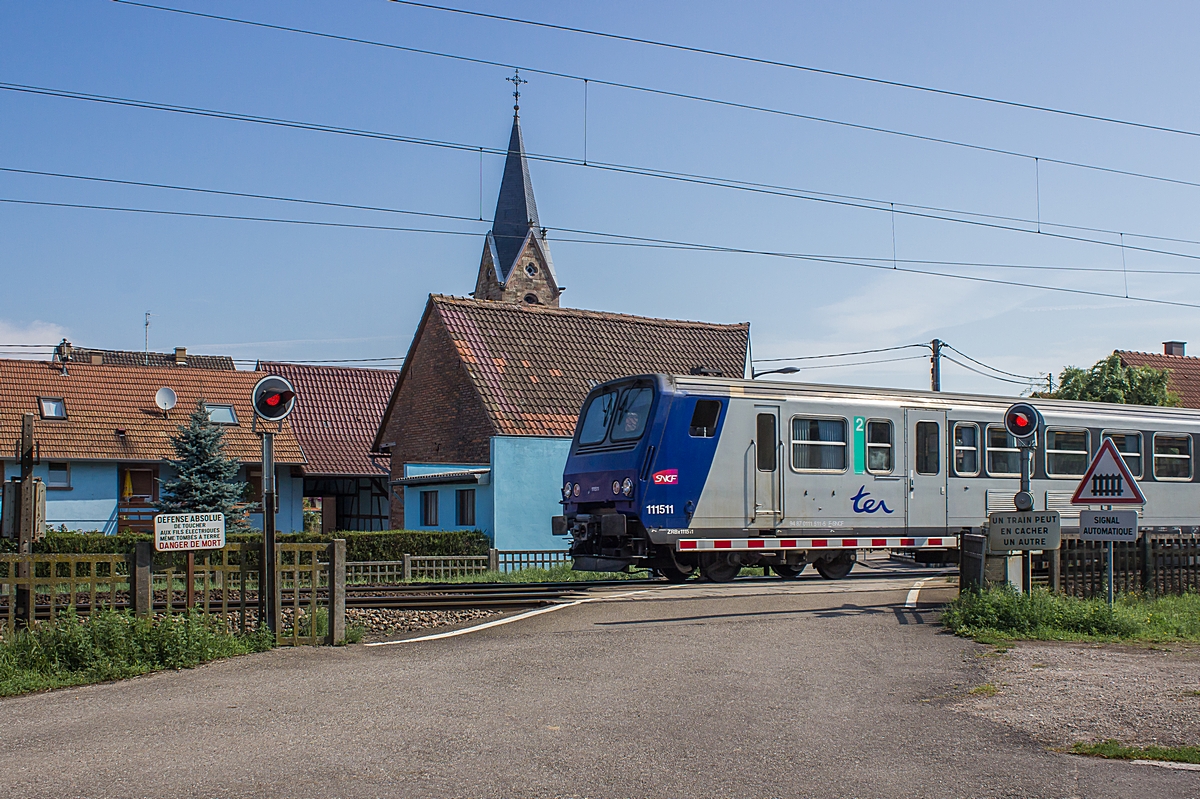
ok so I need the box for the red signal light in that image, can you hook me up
[1003,402,1039,442]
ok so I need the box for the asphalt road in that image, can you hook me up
[0,562,1195,799]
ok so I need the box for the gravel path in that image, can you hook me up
[347,607,499,638]
[958,640,1200,748]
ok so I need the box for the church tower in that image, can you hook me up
[473,75,562,307]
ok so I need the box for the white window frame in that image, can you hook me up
[789,415,848,474]
[1152,433,1193,481]
[205,404,239,425]
[1101,430,1143,479]
[47,461,71,489]
[952,422,981,477]
[865,418,894,474]
[1044,427,1090,479]
[38,397,67,420]
[985,424,1022,478]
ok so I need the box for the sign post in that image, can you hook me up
[153,512,226,610]
[1070,439,1146,607]
[251,375,297,635]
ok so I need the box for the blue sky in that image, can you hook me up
[2,1,1197,394]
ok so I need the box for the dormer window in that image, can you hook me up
[205,404,238,425]
[39,397,66,420]
[525,263,538,277]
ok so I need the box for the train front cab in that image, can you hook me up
[555,375,725,578]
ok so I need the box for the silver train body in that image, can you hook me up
[557,374,1200,581]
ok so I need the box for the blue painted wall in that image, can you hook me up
[490,436,572,550]
[244,467,305,534]
[402,463,494,541]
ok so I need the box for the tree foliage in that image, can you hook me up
[1048,353,1178,406]
[158,400,250,529]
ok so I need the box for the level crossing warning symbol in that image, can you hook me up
[1070,438,1147,505]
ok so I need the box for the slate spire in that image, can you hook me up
[491,110,540,279]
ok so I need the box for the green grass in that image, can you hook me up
[968,683,999,697]
[0,610,273,697]
[1070,740,1200,764]
[943,587,1200,643]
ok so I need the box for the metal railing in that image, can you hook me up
[346,549,572,583]
[1029,534,1200,598]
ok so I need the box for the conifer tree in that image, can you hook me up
[158,399,249,529]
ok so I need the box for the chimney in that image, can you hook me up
[90,353,103,365]
[1164,341,1186,357]
[174,347,187,366]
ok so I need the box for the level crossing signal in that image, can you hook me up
[1070,437,1147,505]
[252,375,297,422]
[1004,402,1039,443]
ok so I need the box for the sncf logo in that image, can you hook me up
[652,469,679,485]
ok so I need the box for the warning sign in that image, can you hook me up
[1070,438,1147,505]
[154,513,226,551]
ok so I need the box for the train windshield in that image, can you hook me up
[576,383,655,447]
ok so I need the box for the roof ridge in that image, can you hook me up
[430,294,749,330]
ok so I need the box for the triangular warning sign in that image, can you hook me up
[1070,438,1147,505]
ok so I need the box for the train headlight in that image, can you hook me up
[563,481,573,499]
[612,480,621,495]
[621,477,634,497]
[573,484,580,497]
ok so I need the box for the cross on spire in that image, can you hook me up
[506,69,527,112]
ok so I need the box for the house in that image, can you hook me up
[258,362,398,531]
[372,104,749,549]
[0,358,305,534]
[1118,341,1200,408]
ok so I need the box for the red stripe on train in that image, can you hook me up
[715,540,732,549]
[872,539,887,547]
[679,540,697,550]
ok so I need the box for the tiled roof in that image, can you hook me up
[427,295,749,437]
[1117,350,1200,408]
[0,359,304,464]
[258,362,397,476]
[71,348,236,370]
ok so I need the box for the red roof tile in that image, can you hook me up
[412,295,749,438]
[0,359,304,464]
[258,362,397,476]
[1117,350,1200,408]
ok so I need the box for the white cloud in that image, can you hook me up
[0,320,69,360]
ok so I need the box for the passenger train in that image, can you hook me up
[552,374,1200,582]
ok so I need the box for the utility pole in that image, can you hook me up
[930,339,943,392]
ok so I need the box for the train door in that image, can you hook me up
[751,406,782,528]
[903,409,947,533]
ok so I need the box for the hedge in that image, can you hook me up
[1,530,491,560]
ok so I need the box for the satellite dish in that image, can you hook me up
[155,387,177,411]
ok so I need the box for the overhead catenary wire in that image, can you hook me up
[385,0,1200,141]
[7,194,1200,311]
[941,344,1039,381]
[6,82,1200,260]
[753,343,930,364]
[941,355,1038,386]
[111,1,1200,193]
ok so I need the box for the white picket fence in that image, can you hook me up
[345,549,571,583]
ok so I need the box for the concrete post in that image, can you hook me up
[327,539,346,646]
[1049,548,1061,593]
[402,553,412,583]
[488,548,500,573]
[131,541,153,617]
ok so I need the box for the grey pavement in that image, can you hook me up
[0,566,1196,799]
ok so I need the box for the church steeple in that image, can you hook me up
[474,72,561,308]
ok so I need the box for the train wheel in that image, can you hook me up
[699,554,740,583]
[772,564,806,579]
[815,552,854,580]
[658,566,693,583]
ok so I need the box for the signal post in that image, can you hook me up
[251,375,297,634]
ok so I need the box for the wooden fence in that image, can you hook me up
[345,549,572,583]
[1031,535,1200,599]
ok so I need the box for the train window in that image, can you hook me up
[986,425,1021,477]
[1045,428,1089,477]
[1102,431,1142,478]
[953,422,980,476]
[915,421,939,475]
[791,417,846,471]
[611,387,654,442]
[1153,433,1192,480]
[756,414,778,471]
[689,400,722,437]
[578,389,618,445]
[866,420,893,473]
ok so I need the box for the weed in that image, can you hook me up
[968,683,999,697]
[344,626,365,645]
[1070,740,1200,765]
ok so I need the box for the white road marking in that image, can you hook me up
[365,585,680,646]
[1130,759,1200,772]
[905,577,933,609]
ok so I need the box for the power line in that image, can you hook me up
[387,0,1200,141]
[8,193,1200,311]
[7,81,1200,260]
[942,344,1039,380]
[753,343,930,364]
[767,354,930,372]
[112,1,1200,194]
[941,355,1037,386]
